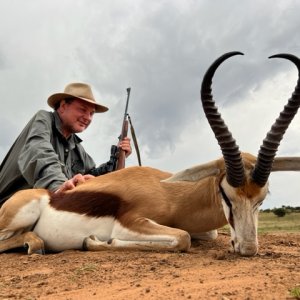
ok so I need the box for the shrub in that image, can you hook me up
[273,207,286,218]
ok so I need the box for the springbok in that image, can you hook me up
[1,52,300,257]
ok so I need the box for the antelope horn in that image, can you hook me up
[201,51,245,187]
[252,53,300,186]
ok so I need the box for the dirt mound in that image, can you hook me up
[0,232,299,299]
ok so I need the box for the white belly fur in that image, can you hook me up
[33,206,116,252]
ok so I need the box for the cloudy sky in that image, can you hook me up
[1,0,300,209]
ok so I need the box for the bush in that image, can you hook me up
[273,207,286,217]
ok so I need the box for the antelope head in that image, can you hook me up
[167,52,300,256]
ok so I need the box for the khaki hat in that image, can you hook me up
[47,82,108,113]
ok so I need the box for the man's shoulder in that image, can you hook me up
[34,109,52,118]
[31,110,54,123]
[23,110,54,131]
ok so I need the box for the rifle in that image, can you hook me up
[92,87,141,175]
[115,87,131,170]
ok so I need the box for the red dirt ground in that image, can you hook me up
[0,232,299,300]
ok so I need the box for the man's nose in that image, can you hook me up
[83,112,93,122]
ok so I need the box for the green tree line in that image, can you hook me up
[261,205,300,217]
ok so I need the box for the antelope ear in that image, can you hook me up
[162,159,223,183]
[272,157,300,172]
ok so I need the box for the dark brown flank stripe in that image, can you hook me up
[50,191,123,218]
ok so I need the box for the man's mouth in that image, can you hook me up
[78,121,89,127]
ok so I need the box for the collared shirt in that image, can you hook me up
[0,110,96,204]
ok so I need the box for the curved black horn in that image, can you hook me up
[201,51,245,187]
[252,53,300,186]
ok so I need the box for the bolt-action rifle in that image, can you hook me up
[90,88,141,176]
[115,87,131,170]
[109,87,142,171]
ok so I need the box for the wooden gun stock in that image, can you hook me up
[116,119,128,170]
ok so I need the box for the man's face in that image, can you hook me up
[57,98,96,138]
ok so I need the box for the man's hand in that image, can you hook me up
[56,174,95,193]
[118,137,132,157]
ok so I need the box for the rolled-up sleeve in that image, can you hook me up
[18,111,67,191]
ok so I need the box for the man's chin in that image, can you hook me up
[74,126,87,133]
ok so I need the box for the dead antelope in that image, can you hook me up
[1,52,300,257]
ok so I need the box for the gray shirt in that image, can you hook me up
[0,110,97,204]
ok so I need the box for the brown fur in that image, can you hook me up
[50,191,123,218]
[55,166,228,233]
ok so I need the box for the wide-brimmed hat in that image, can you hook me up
[47,82,108,113]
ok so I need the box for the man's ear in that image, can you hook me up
[57,100,67,113]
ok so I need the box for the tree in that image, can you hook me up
[273,207,286,217]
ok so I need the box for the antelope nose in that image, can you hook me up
[240,242,258,257]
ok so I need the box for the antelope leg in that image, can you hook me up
[83,217,191,252]
[0,231,45,255]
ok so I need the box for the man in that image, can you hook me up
[0,82,132,205]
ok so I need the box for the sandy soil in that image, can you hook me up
[0,232,299,300]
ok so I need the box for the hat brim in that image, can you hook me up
[48,93,109,113]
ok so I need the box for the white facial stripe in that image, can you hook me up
[221,199,231,223]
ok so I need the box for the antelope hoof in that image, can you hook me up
[82,237,89,251]
[24,241,45,255]
[83,235,97,250]
[23,232,45,255]
[83,235,112,251]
